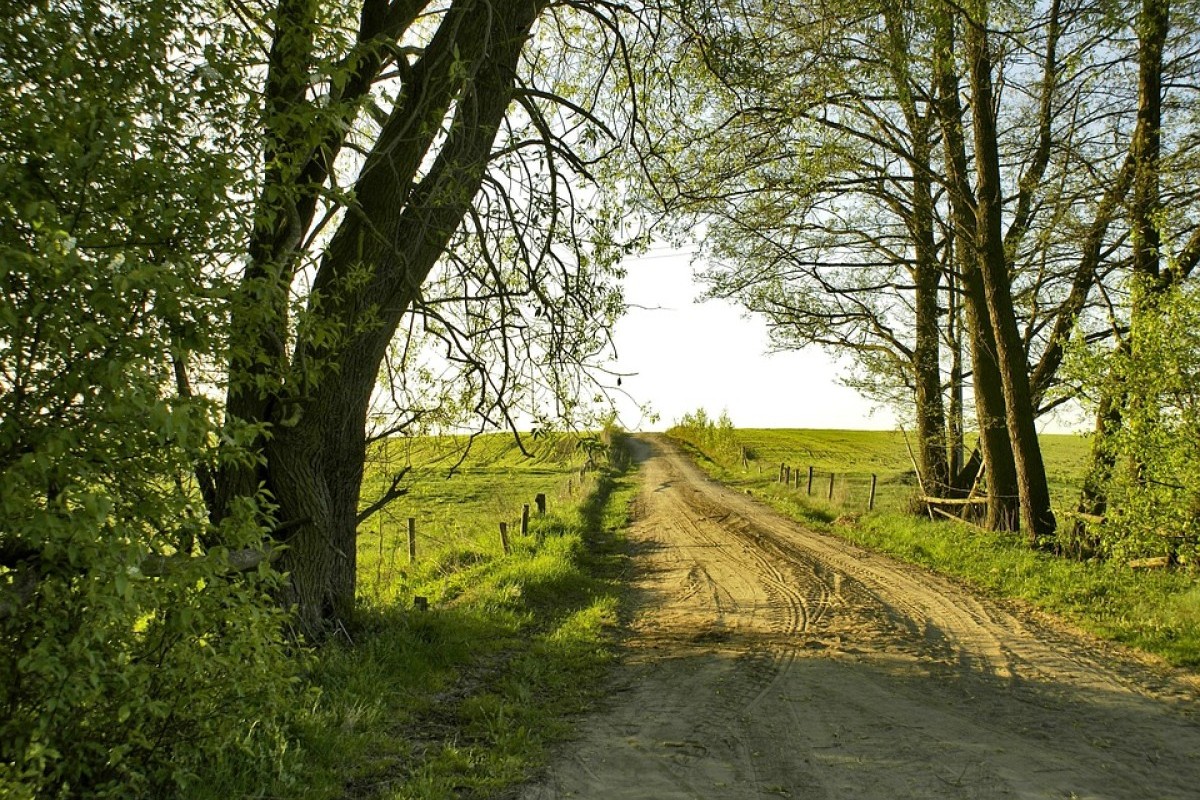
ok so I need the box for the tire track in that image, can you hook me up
[518,435,1200,800]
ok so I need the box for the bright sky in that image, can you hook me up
[607,248,1091,435]
[608,249,899,432]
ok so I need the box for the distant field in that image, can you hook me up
[356,431,596,604]
[691,428,1091,515]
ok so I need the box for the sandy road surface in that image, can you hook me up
[518,435,1200,799]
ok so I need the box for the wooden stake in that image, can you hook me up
[499,522,511,554]
[807,466,814,495]
[869,474,878,511]
[828,472,835,500]
[521,503,530,535]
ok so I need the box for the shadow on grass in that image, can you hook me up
[290,441,638,800]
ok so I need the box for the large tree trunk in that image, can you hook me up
[962,261,1021,529]
[966,17,1056,541]
[217,0,547,639]
[931,11,1020,529]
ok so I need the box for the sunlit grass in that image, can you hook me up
[247,431,637,799]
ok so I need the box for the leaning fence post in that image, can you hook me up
[407,517,417,563]
[807,466,814,495]
[521,503,530,535]
[828,472,836,500]
[499,522,511,555]
[779,462,786,483]
[869,474,878,511]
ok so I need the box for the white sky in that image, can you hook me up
[607,248,1089,435]
[608,249,898,432]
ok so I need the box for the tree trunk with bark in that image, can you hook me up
[931,11,1021,529]
[215,0,548,639]
[965,18,1056,541]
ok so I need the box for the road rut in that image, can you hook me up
[518,435,1200,799]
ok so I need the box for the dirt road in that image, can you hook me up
[518,435,1200,799]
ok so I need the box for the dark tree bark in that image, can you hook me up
[931,10,1021,529]
[215,0,549,638]
[965,17,1056,541]
[880,2,952,500]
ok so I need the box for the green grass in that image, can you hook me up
[676,426,1091,516]
[670,426,1200,668]
[246,431,637,799]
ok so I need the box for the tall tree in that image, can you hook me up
[208,0,638,637]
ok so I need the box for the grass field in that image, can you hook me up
[244,431,638,800]
[691,427,1091,516]
[668,424,1200,668]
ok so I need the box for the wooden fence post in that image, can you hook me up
[521,503,530,536]
[535,493,546,515]
[828,472,835,500]
[778,462,786,483]
[807,466,814,495]
[499,522,511,555]
[407,517,417,563]
[869,475,878,511]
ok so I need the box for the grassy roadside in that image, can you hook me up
[235,432,638,800]
[668,427,1200,669]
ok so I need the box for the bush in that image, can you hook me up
[0,7,306,794]
[1071,283,1200,565]
[667,408,746,464]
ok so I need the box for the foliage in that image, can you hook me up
[0,3,301,796]
[1071,283,1200,564]
[666,408,745,465]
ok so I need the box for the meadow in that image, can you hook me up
[237,430,638,800]
[668,423,1200,668]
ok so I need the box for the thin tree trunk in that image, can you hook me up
[880,4,950,501]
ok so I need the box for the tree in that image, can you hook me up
[0,2,302,793]
[635,0,1199,541]
[638,0,964,500]
[201,0,639,637]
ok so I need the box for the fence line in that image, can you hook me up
[775,462,881,511]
